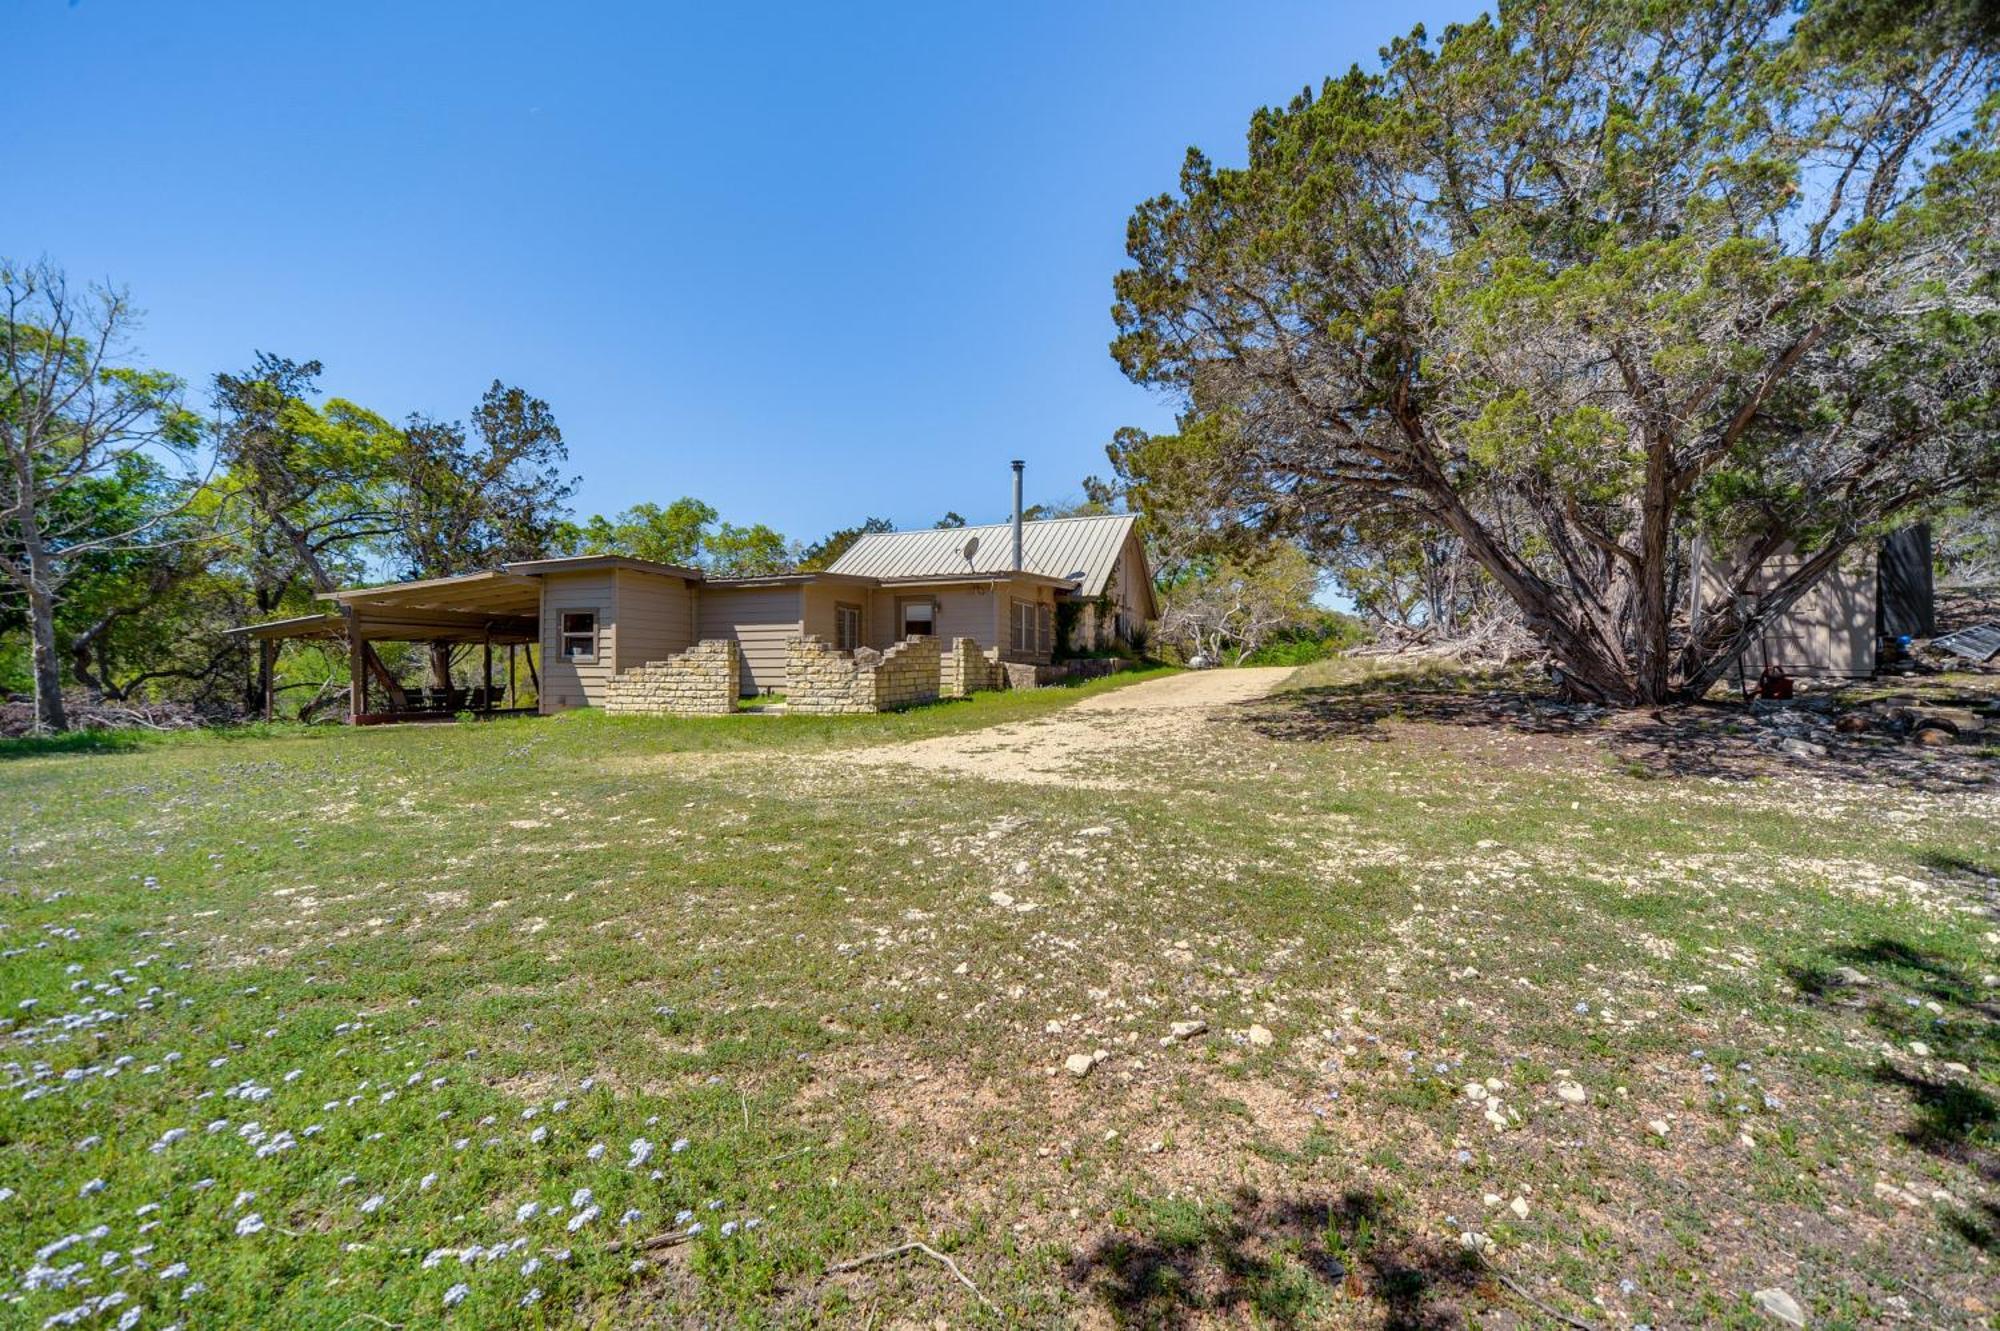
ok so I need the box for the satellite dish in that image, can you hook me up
[961,535,980,565]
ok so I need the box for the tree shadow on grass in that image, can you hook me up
[1784,936,1999,1244]
[1236,672,1999,790]
[1066,1186,1494,1330]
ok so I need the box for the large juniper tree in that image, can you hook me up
[1112,0,2000,703]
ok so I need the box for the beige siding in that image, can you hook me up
[936,586,998,646]
[697,586,802,695]
[865,585,1004,654]
[802,582,868,649]
[540,571,616,711]
[1112,533,1153,633]
[612,568,696,672]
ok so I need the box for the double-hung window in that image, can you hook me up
[559,610,598,663]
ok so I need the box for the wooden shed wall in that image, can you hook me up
[1703,549,1877,680]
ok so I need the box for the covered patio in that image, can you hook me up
[228,570,542,724]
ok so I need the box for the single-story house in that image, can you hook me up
[230,481,1155,720]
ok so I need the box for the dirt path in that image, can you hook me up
[844,666,1294,787]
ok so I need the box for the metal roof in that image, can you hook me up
[827,513,1142,597]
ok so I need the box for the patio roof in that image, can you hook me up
[321,568,543,619]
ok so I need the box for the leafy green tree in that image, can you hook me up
[702,521,792,576]
[389,381,578,580]
[797,516,893,571]
[1112,0,2000,703]
[933,511,968,529]
[207,353,401,711]
[582,498,793,575]
[582,498,717,566]
[1,260,201,731]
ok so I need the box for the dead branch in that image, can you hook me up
[827,1240,998,1315]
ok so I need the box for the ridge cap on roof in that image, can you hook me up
[846,512,1135,540]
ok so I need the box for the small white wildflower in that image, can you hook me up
[520,1257,541,1277]
[515,1201,541,1223]
[443,1282,469,1308]
[569,1187,592,1208]
[359,1195,385,1214]
[529,1126,547,1144]
[566,1204,600,1233]
[233,1214,265,1237]
[419,1173,437,1192]
[585,1142,606,1161]
[670,1137,689,1154]
[78,1179,105,1198]
[231,1191,255,1210]
[619,1208,642,1226]
[627,1138,654,1167]
[519,1287,542,1308]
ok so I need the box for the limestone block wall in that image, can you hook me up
[602,639,738,716]
[787,634,943,713]
[941,636,1003,699]
[870,635,942,710]
[786,635,871,714]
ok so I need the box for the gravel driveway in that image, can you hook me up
[844,666,1293,787]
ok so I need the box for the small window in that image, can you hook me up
[559,610,598,663]
[835,602,862,652]
[901,599,935,638]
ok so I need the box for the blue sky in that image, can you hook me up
[9,0,1485,543]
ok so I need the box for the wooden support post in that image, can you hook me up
[482,635,493,714]
[260,639,277,721]
[507,644,516,708]
[524,642,540,691]
[346,615,365,723]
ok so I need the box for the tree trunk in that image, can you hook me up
[21,519,68,733]
[428,642,453,692]
[27,582,67,732]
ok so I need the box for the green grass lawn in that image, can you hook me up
[2,662,1995,1328]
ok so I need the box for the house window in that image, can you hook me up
[1011,599,1041,654]
[835,602,862,651]
[559,610,598,663]
[900,599,935,638]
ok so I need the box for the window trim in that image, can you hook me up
[558,608,600,664]
[834,601,863,652]
[897,596,937,639]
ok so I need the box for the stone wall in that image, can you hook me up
[869,635,942,710]
[941,636,1003,699]
[785,635,870,714]
[786,634,944,714]
[602,639,738,716]
[999,657,1130,691]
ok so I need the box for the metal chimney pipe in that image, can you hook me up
[1010,460,1025,572]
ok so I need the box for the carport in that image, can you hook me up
[226,570,542,723]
